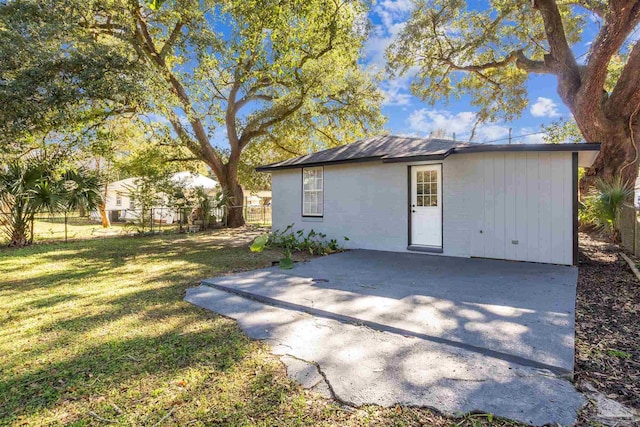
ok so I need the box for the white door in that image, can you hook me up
[410,165,442,247]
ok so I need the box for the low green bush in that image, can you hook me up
[579,176,633,242]
[251,224,349,269]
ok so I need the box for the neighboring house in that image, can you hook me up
[257,135,600,266]
[92,172,218,223]
[242,189,272,207]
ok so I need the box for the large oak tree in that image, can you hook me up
[388,0,640,189]
[1,0,385,227]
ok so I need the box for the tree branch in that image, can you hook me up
[436,49,553,75]
[531,0,581,98]
[128,3,225,176]
[234,94,274,114]
[268,135,305,156]
[560,0,606,17]
[238,97,306,149]
[514,50,554,73]
[166,156,200,162]
[608,37,640,117]
[159,21,183,59]
[577,0,640,121]
[297,0,341,69]
[225,80,241,151]
[439,53,515,72]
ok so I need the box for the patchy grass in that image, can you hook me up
[22,215,128,244]
[0,230,522,426]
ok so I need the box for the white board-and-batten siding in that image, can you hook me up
[270,151,575,265]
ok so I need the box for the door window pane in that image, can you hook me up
[416,168,438,207]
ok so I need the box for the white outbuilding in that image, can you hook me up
[257,135,600,265]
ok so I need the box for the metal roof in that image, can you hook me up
[255,135,601,171]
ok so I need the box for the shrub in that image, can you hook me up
[579,176,633,242]
[250,224,349,269]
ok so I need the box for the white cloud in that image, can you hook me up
[364,0,416,103]
[521,132,546,144]
[375,0,414,35]
[530,97,560,118]
[377,0,414,14]
[407,109,511,142]
[380,75,413,106]
[363,19,407,71]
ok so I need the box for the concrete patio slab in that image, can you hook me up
[201,250,578,373]
[185,284,586,426]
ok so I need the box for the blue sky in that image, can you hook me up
[154,1,618,148]
[364,0,601,144]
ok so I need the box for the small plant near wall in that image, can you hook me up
[250,224,349,269]
[579,176,633,243]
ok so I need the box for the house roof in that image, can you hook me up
[170,172,218,190]
[255,135,601,172]
[108,172,218,192]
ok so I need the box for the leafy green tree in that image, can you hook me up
[542,118,583,144]
[2,0,385,227]
[388,0,640,189]
[0,154,102,247]
[0,1,149,152]
[77,116,195,227]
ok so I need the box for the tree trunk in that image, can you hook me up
[99,202,111,228]
[9,219,29,247]
[579,121,638,195]
[100,160,111,228]
[217,168,245,228]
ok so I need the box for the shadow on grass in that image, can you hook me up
[0,231,291,425]
[0,232,276,297]
[0,321,254,424]
[28,293,79,309]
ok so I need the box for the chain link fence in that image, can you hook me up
[1,205,272,245]
[240,205,272,226]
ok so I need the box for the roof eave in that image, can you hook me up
[255,155,384,172]
[381,151,452,164]
[452,142,601,155]
[255,142,602,172]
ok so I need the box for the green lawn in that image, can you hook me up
[29,216,128,243]
[0,230,515,426]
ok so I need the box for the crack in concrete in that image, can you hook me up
[185,284,587,426]
[281,353,357,407]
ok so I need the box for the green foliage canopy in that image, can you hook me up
[387,0,640,186]
[1,0,385,225]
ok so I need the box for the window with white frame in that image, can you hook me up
[115,194,122,207]
[302,167,323,217]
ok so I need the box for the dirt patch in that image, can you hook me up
[575,233,640,410]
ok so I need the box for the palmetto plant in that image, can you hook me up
[0,155,102,247]
[583,176,634,243]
